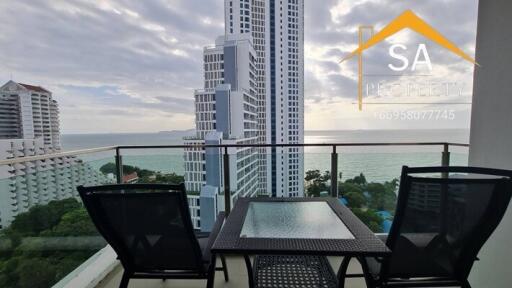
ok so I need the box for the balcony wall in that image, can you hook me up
[468,0,512,287]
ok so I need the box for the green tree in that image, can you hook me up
[99,163,154,178]
[139,172,185,184]
[351,208,383,233]
[344,192,367,208]
[339,181,363,196]
[346,173,367,185]
[0,198,102,288]
[41,208,98,236]
[367,181,397,211]
[99,162,116,175]
[305,170,321,182]
[16,258,56,288]
[304,170,331,197]
[8,199,81,237]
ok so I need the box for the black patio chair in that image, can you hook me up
[338,166,512,288]
[77,183,228,288]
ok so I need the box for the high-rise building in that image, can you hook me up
[0,80,61,149]
[266,0,304,197]
[225,0,269,195]
[0,81,108,228]
[184,34,260,230]
[185,0,304,230]
[225,0,304,197]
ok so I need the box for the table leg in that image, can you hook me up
[337,256,351,288]
[243,254,255,288]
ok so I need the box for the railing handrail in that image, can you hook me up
[0,142,469,166]
[116,142,469,150]
[0,146,117,166]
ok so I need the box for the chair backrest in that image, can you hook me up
[386,166,512,280]
[77,183,205,273]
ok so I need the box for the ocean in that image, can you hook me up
[61,129,469,183]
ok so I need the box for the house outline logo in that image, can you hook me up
[341,9,477,111]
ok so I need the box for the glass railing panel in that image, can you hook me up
[116,147,214,230]
[0,152,115,288]
[110,148,186,185]
[303,150,333,198]
[334,145,469,233]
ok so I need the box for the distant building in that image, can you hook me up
[185,0,305,230]
[0,81,60,149]
[184,34,260,231]
[0,138,108,228]
[0,81,108,228]
[122,172,139,184]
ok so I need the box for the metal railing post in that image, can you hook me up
[115,147,124,184]
[223,147,231,216]
[442,143,450,167]
[442,143,450,178]
[331,145,338,198]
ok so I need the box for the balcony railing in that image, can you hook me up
[0,141,469,287]
[114,142,468,216]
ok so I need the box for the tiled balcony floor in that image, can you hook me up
[96,256,367,288]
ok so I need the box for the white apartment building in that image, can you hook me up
[184,0,305,230]
[184,34,260,231]
[266,0,304,197]
[225,0,268,194]
[0,80,60,149]
[0,138,108,228]
[0,81,108,228]
[225,0,304,197]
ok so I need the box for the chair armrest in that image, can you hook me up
[195,231,210,239]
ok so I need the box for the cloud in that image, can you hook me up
[305,0,477,130]
[0,0,478,133]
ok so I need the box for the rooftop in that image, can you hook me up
[18,83,50,93]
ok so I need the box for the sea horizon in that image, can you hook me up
[62,129,470,183]
[60,127,470,136]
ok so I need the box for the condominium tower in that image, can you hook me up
[0,80,60,149]
[0,81,107,228]
[184,0,304,230]
[184,34,260,230]
[225,0,304,197]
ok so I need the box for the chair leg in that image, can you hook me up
[357,257,377,288]
[337,256,351,288]
[207,254,217,288]
[119,270,130,288]
[244,255,255,288]
[220,254,229,282]
[461,280,472,288]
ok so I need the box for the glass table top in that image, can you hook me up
[240,201,355,239]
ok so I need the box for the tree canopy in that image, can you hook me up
[305,170,399,233]
[0,198,100,288]
[99,163,185,185]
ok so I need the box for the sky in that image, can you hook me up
[0,0,478,134]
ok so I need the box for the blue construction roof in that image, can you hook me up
[338,197,348,205]
[382,219,393,233]
[377,210,392,219]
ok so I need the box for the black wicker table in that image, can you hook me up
[211,198,391,288]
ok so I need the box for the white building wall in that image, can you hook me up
[187,194,201,229]
[468,0,512,287]
[184,34,261,230]
[266,0,304,197]
[0,81,61,150]
[226,0,268,194]
[0,81,104,229]
[0,138,108,228]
